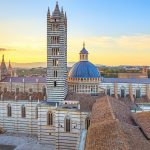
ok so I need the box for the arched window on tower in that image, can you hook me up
[21,105,26,118]
[7,104,12,117]
[53,59,59,66]
[47,111,53,126]
[65,116,71,132]
[85,117,90,130]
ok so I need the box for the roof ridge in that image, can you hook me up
[106,96,116,119]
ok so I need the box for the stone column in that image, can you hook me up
[146,84,150,99]
[129,83,134,102]
[114,82,118,99]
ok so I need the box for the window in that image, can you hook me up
[47,111,53,126]
[85,117,90,130]
[52,24,59,31]
[7,104,12,117]
[51,36,59,44]
[21,105,26,118]
[121,89,125,98]
[16,88,19,94]
[42,87,46,97]
[54,81,57,87]
[65,117,71,132]
[107,88,111,96]
[53,59,58,66]
[54,70,58,77]
[52,48,59,55]
[35,106,38,119]
[136,89,141,98]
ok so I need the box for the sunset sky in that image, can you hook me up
[0,0,150,66]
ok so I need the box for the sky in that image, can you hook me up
[0,0,150,66]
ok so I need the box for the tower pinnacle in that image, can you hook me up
[2,55,4,62]
[83,42,85,48]
[52,1,60,17]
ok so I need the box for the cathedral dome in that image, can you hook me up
[68,44,100,79]
[68,61,100,78]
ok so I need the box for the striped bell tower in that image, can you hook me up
[47,2,67,103]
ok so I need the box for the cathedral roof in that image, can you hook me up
[1,77,46,83]
[68,61,100,78]
[102,78,150,84]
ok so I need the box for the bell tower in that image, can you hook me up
[47,2,67,103]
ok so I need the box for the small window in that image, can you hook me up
[85,117,90,130]
[47,111,53,126]
[42,87,46,97]
[54,70,58,77]
[16,88,19,94]
[65,117,71,132]
[53,59,58,66]
[21,105,26,118]
[52,48,59,55]
[35,106,38,119]
[136,89,141,98]
[51,36,59,44]
[121,89,125,98]
[54,81,57,87]
[107,89,111,96]
[7,104,12,117]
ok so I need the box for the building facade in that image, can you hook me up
[47,2,67,103]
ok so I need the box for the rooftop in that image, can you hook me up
[85,96,150,150]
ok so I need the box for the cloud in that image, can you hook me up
[69,34,150,52]
[0,48,15,51]
[0,48,7,51]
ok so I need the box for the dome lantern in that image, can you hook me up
[80,42,88,61]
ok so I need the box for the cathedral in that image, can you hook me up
[0,2,150,150]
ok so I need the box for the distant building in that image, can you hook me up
[118,66,148,78]
[0,55,15,80]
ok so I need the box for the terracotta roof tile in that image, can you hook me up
[65,92,103,111]
[85,96,150,150]
[133,112,150,139]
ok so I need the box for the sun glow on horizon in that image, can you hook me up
[1,0,150,66]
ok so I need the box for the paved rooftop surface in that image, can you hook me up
[0,133,55,150]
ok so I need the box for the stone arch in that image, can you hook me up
[64,115,71,132]
[120,86,126,98]
[47,111,53,126]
